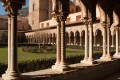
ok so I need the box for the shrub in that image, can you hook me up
[22,45,56,54]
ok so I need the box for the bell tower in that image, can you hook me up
[29,0,52,30]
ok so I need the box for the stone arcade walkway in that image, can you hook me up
[22,59,120,80]
[0,59,120,80]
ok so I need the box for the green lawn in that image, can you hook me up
[0,47,85,64]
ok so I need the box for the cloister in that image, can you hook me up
[25,23,118,47]
[0,0,120,80]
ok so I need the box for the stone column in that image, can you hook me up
[6,15,11,75]
[81,20,89,63]
[80,34,82,46]
[100,24,107,59]
[52,22,61,69]
[88,20,94,64]
[2,8,22,80]
[51,0,69,72]
[94,35,96,47]
[114,26,120,57]
[111,35,114,47]
[59,17,69,71]
[69,35,71,45]
[74,35,76,45]
[106,26,111,60]
[49,36,51,44]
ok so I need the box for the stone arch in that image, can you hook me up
[96,29,103,46]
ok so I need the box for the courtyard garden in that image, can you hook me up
[0,45,116,76]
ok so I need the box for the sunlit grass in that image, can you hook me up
[0,47,85,64]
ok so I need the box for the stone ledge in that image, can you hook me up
[22,59,120,80]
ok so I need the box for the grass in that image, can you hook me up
[0,46,113,64]
[0,47,85,64]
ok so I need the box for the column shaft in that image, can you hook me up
[69,36,71,45]
[80,35,82,46]
[10,14,18,72]
[74,36,76,45]
[116,29,119,54]
[88,23,93,61]
[94,35,96,46]
[111,35,114,47]
[60,21,66,64]
[106,27,111,59]
[7,16,11,72]
[101,27,107,59]
[84,24,88,60]
[56,23,61,65]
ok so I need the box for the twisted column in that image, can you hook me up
[1,1,25,79]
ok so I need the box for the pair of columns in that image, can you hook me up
[52,17,69,72]
[81,19,94,64]
[113,26,120,58]
[1,0,25,79]
[2,14,21,79]
[100,23,111,61]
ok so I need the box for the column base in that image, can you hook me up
[100,56,106,60]
[100,56,112,61]
[55,62,70,72]
[81,58,96,65]
[111,45,115,47]
[81,58,88,64]
[113,53,120,58]
[2,71,22,80]
[52,62,59,70]
[105,54,112,61]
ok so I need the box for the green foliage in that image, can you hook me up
[22,45,56,54]
[0,31,8,44]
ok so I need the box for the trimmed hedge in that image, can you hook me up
[22,45,56,54]
[0,51,116,76]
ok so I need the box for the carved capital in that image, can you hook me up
[114,25,119,31]
[83,18,93,25]
[101,22,107,28]
[0,0,25,15]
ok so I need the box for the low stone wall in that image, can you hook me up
[23,59,120,80]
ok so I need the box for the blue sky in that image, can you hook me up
[0,0,29,15]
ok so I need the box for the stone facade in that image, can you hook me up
[0,15,29,43]
[29,0,52,30]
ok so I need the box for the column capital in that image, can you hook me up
[114,24,120,30]
[83,18,93,25]
[1,0,25,15]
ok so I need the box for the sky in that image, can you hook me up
[0,0,29,15]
